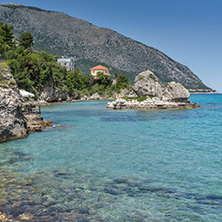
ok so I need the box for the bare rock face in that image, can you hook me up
[162,82,190,102]
[0,66,27,142]
[133,70,162,98]
[40,87,60,102]
[114,88,138,99]
[89,93,102,100]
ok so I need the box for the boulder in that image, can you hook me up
[162,82,190,102]
[133,70,162,98]
[89,93,102,100]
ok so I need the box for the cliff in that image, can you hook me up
[0,62,27,142]
[0,3,210,90]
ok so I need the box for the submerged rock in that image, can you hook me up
[0,211,11,221]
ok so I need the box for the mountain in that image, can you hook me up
[0,3,210,89]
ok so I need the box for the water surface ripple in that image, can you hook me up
[0,94,222,221]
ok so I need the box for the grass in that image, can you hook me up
[121,96,147,102]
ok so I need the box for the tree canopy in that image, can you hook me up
[1,22,131,98]
[0,22,14,56]
[18,32,34,51]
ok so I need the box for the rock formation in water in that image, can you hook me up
[133,70,163,98]
[23,112,53,132]
[107,70,200,110]
[0,64,28,142]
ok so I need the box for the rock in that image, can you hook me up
[115,88,138,99]
[58,92,68,102]
[108,70,200,110]
[133,70,162,98]
[18,213,34,221]
[0,211,11,221]
[89,93,102,100]
[24,113,53,132]
[40,87,60,102]
[0,65,28,143]
[162,81,190,102]
[71,92,80,100]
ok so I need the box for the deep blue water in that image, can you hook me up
[0,94,222,221]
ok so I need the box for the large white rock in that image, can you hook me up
[162,81,190,101]
[133,70,162,98]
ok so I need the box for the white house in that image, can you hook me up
[57,57,75,71]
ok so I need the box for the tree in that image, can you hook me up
[113,72,119,79]
[0,22,14,57]
[116,74,130,89]
[18,32,34,52]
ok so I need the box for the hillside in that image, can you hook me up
[0,3,210,89]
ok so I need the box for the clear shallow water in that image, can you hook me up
[1,94,222,221]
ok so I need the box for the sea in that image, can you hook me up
[0,94,222,221]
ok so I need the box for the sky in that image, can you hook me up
[0,0,222,92]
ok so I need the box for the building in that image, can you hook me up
[57,58,75,71]
[90,65,111,78]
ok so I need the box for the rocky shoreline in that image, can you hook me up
[0,65,53,143]
[107,97,200,110]
[0,67,201,143]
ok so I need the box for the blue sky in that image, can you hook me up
[1,0,222,91]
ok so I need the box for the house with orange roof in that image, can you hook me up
[90,65,111,78]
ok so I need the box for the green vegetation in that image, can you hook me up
[0,22,14,57]
[0,61,8,69]
[0,22,131,98]
[121,96,147,102]
[18,32,33,51]
[75,59,137,84]
[149,73,157,81]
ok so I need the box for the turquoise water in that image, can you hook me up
[1,94,222,221]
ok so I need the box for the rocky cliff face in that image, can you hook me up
[0,3,209,89]
[0,64,27,142]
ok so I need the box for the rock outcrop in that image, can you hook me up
[23,113,53,132]
[88,93,102,100]
[133,70,162,98]
[162,82,190,102]
[107,70,200,110]
[0,65,28,142]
